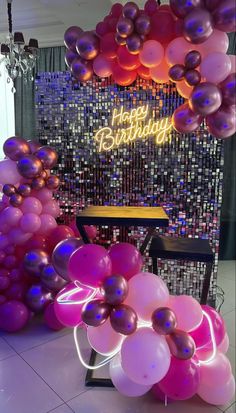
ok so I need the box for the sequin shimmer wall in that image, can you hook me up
[35,73,224,304]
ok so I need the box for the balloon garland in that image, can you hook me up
[56,241,235,406]
[64,0,236,139]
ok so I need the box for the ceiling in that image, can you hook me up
[0,0,169,47]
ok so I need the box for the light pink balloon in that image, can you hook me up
[139,40,164,68]
[42,200,61,218]
[0,206,23,227]
[168,295,203,332]
[229,55,236,73]
[8,228,32,245]
[93,54,113,77]
[38,214,57,235]
[198,374,235,406]
[110,353,152,397]
[218,333,229,354]
[150,59,170,83]
[200,30,229,57]
[121,327,171,386]
[87,319,123,355]
[176,80,193,99]
[124,272,169,321]
[165,37,199,66]
[21,197,43,215]
[200,52,231,84]
[20,213,41,233]
[0,159,21,185]
[199,352,232,387]
[35,188,53,203]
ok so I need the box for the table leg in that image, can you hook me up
[139,227,156,255]
[85,349,114,388]
[76,223,91,244]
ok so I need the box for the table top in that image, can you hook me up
[76,206,169,227]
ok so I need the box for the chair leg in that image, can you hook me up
[200,262,213,305]
[152,258,158,275]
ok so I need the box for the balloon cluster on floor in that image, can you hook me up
[0,136,97,332]
[56,242,235,407]
[64,0,236,139]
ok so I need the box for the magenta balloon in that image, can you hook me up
[82,299,111,327]
[108,243,143,280]
[93,54,113,78]
[220,73,236,106]
[183,9,213,44]
[117,17,134,39]
[172,103,203,133]
[168,64,186,82]
[102,274,128,305]
[135,14,151,35]
[144,0,158,16]
[123,2,139,20]
[3,136,30,161]
[41,264,67,292]
[166,329,196,360]
[185,50,201,69]
[35,146,58,169]
[170,0,203,18]
[20,212,41,233]
[206,105,236,138]
[158,357,200,400]
[71,58,93,82]
[44,303,64,331]
[185,69,201,86]
[64,26,83,51]
[0,300,29,332]
[17,155,43,179]
[213,0,236,33]
[76,32,99,60]
[1,206,23,228]
[110,3,123,18]
[26,284,53,313]
[23,249,50,276]
[201,305,226,345]
[189,82,222,116]
[65,49,78,68]
[189,312,213,349]
[110,304,138,335]
[68,244,112,288]
[152,307,177,335]
[126,34,143,55]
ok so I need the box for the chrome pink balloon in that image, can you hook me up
[170,0,203,19]
[23,249,50,276]
[185,50,201,70]
[189,82,222,116]
[123,2,139,20]
[126,34,143,55]
[110,304,138,335]
[169,64,186,82]
[3,136,30,161]
[64,26,83,51]
[17,155,43,179]
[185,69,201,86]
[117,17,134,39]
[213,0,236,33]
[3,184,17,197]
[76,32,99,60]
[152,307,177,335]
[52,237,83,281]
[166,329,196,360]
[82,299,111,327]
[71,58,93,82]
[25,284,53,313]
[172,103,203,133]
[206,106,236,139]
[183,8,213,44]
[102,274,128,305]
[220,73,236,106]
[35,146,58,169]
[135,14,151,35]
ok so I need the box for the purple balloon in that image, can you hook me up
[23,249,50,276]
[35,146,58,169]
[126,34,143,55]
[76,32,99,60]
[0,300,29,332]
[169,64,186,82]
[166,329,196,360]
[206,105,236,138]
[71,58,93,82]
[17,155,43,179]
[110,304,137,335]
[213,0,236,33]
[64,26,83,51]
[123,2,139,20]
[185,69,201,86]
[117,17,134,38]
[135,14,151,35]
[172,103,203,133]
[82,299,111,327]
[52,237,83,281]
[220,73,236,106]
[183,8,213,44]
[152,307,177,335]
[102,274,128,305]
[3,184,16,197]
[41,264,67,292]
[185,50,202,69]
[25,284,53,313]
[3,136,30,161]
[189,82,222,116]
[18,183,31,197]
[65,49,78,68]
[170,0,203,19]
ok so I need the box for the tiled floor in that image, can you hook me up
[0,261,235,413]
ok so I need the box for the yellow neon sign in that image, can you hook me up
[94,104,173,152]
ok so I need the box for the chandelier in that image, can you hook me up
[0,0,39,91]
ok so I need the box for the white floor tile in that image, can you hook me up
[217,276,236,315]
[0,337,16,361]
[21,330,90,402]
[218,261,236,282]
[0,355,62,413]
[224,310,236,347]
[48,404,74,413]
[224,403,236,413]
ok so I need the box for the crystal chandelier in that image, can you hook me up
[0,0,39,90]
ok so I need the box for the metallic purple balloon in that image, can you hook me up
[102,274,128,305]
[123,2,139,20]
[65,49,78,68]
[183,8,213,44]
[185,69,201,86]
[172,103,203,133]
[76,32,99,60]
[117,17,134,38]
[35,146,58,169]
[31,177,46,190]
[189,82,222,116]
[152,307,177,335]
[3,184,16,197]
[27,140,41,154]
[64,26,83,51]
[82,299,111,327]
[135,14,151,35]
[126,34,143,55]
[71,58,93,82]
[220,73,236,106]
[46,175,60,190]
[166,329,196,360]
[17,155,43,179]
[204,0,220,11]
[115,33,127,46]
[110,304,137,335]
[9,193,23,207]
[213,0,236,33]
[17,183,31,197]
[52,237,83,281]
[3,137,30,161]
[40,264,67,292]
[185,50,201,69]
[23,249,50,276]
[25,284,53,313]
[170,0,203,19]
[206,106,236,138]
[169,64,186,82]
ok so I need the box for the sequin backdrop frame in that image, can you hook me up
[35,73,224,303]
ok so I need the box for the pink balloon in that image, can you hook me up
[42,200,61,218]
[38,214,57,235]
[110,353,152,397]
[229,55,236,73]
[139,40,164,68]
[121,327,171,386]
[150,59,170,83]
[0,206,23,227]
[198,374,235,406]
[0,159,21,185]
[8,228,32,245]
[0,300,29,332]
[108,243,143,281]
[200,52,231,84]
[35,188,53,203]
[44,303,65,331]
[69,244,112,288]
[168,295,203,332]
[87,319,123,355]
[165,37,197,66]
[54,282,95,327]
[93,54,113,78]
[20,213,41,233]
[21,197,43,215]
[0,215,10,233]
[200,30,229,56]
[199,352,232,387]
[124,272,169,321]
[176,80,193,99]
[69,219,97,240]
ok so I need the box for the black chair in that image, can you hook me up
[149,235,214,304]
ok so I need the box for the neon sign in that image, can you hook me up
[94,105,173,152]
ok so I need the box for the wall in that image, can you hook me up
[0,59,15,158]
